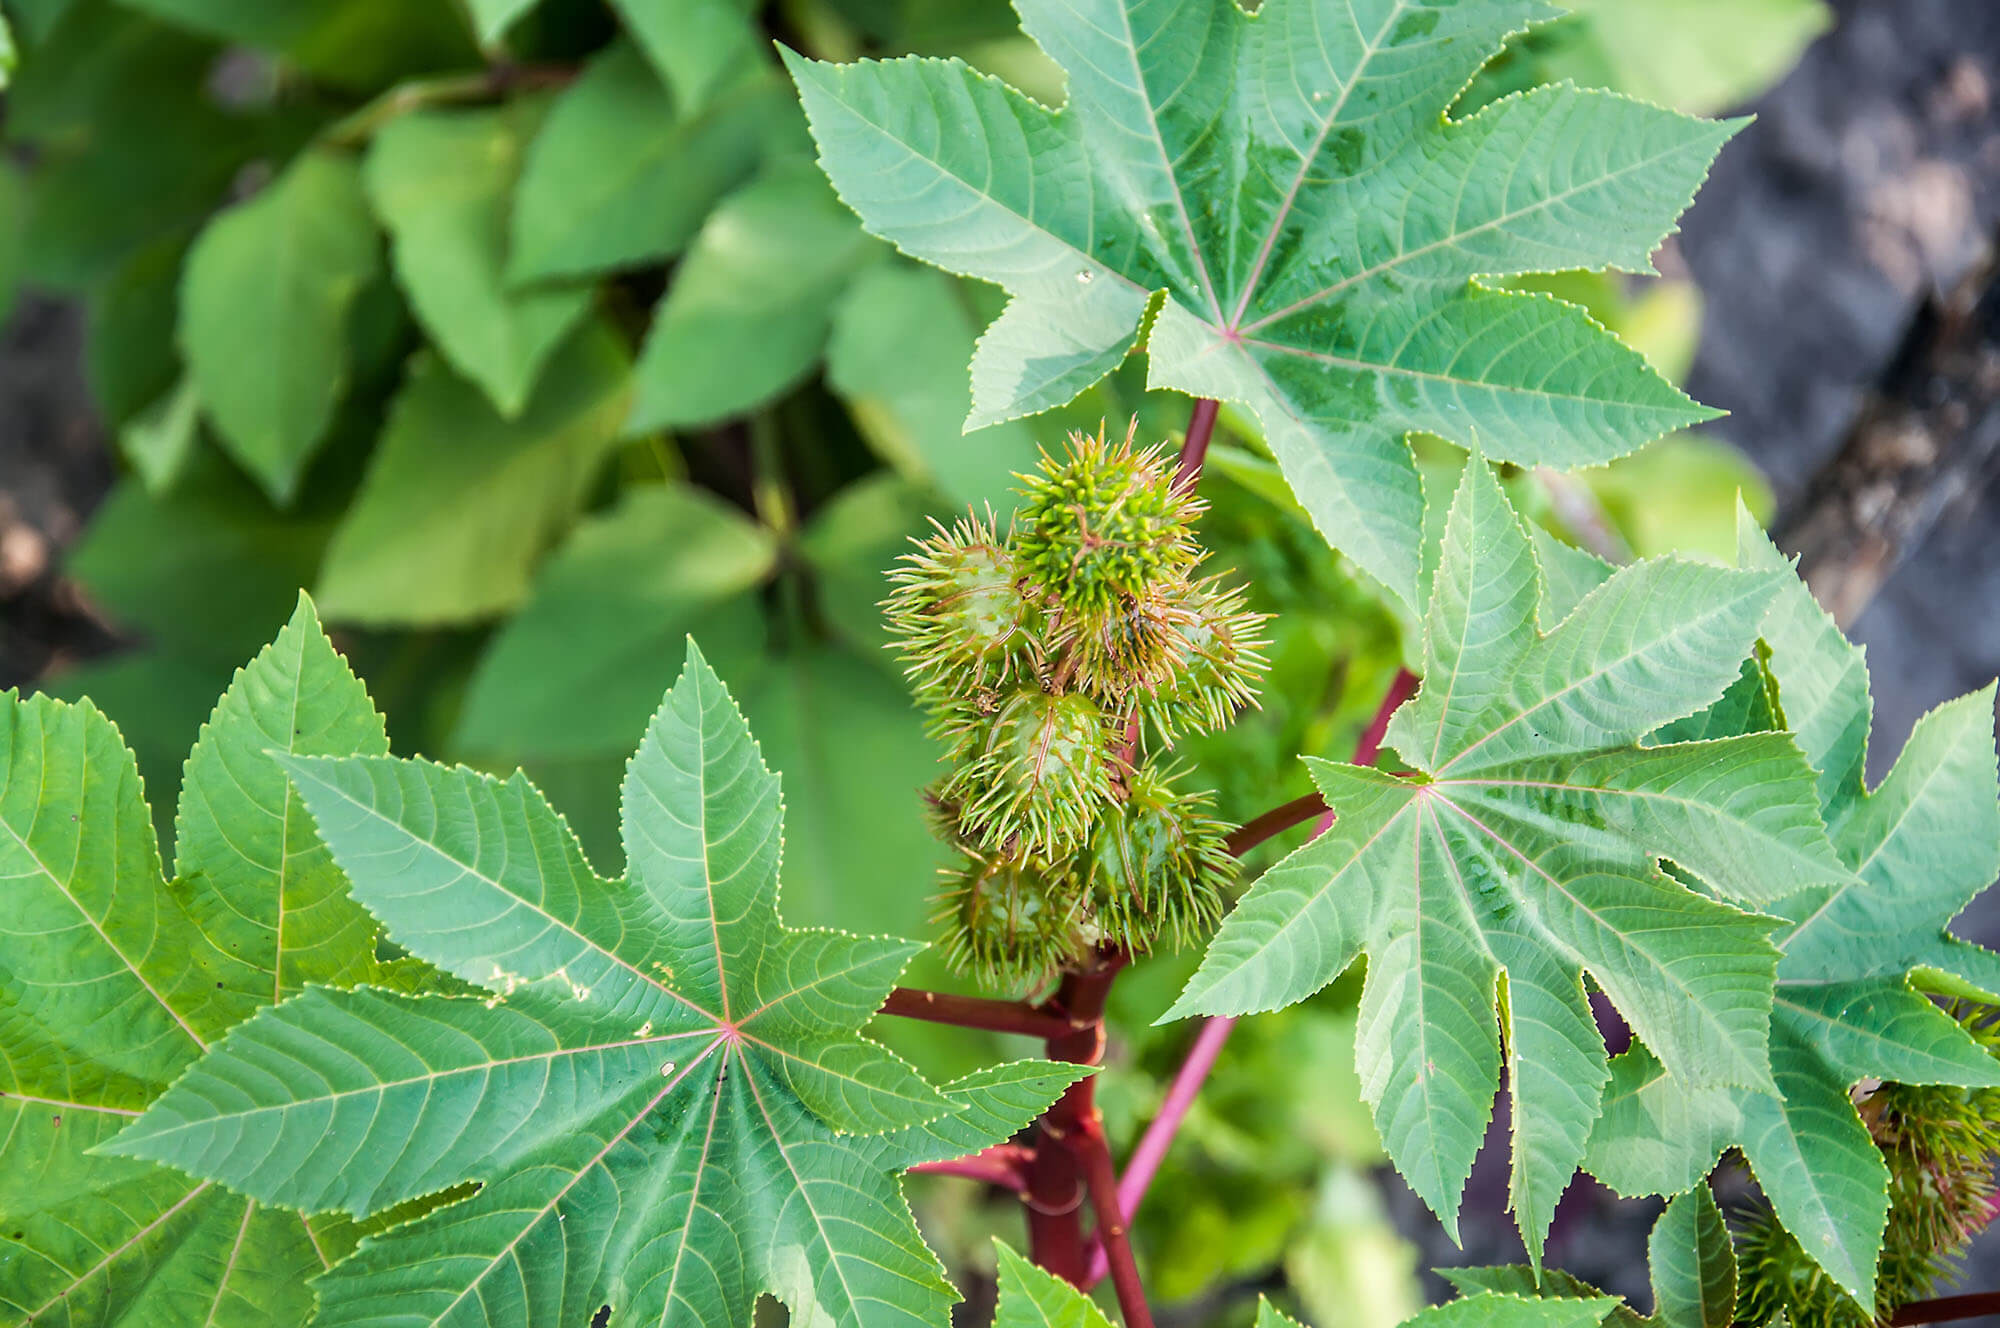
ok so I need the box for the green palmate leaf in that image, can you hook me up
[111,644,1076,1328]
[826,264,1043,508]
[991,1242,1115,1328]
[1169,459,1843,1257]
[1443,1184,1734,1328]
[180,149,381,503]
[610,0,761,114]
[314,320,632,625]
[508,40,775,285]
[455,478,941,933]
[1,597,399,1325]
[629,165,874,432]
[785,0,1736,605]
[367,100,592,416]
[1647,1184,1736,1328]
[1584,512,2000,1310]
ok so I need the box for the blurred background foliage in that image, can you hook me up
[0,0,1826,1323]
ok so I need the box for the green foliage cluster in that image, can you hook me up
[886,427,1263,986]
[1734,1007,2000,1328]
[21,3,2000,1328]
[0,0,1077,953]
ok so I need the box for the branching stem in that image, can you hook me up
[1078,1119,1155,1328]
[879,988,1075,1041]
[910,1144,1034,1193]
[1175,398,1221,489]
[1892,1291,2000,1325]
[1084,665,1420,1285]
[1223,793,1327,857]
[1024,952,1126,1287]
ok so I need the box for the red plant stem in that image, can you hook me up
[1352,668,1417,767]
[879,987,1075,1041]
[1078,1119,1156,1328]
[1222,793,1328,857]
[1080,1012,1236,1287]
[1084,665,1422,1285]
[1024,952,1126,1285]
[1176,398,1221,489]
[1892,1292,2000,1325]
[909,1143,1034,1193]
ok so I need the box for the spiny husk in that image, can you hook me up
[1071,761,1234,955]
[884,511,1041,700]
[938,688,1114,857]
[1139,574,1269,737]
[1735,1005,2000,1328]
[1015,420,1202,621]
[930,826,1088,992]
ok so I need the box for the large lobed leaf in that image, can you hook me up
[785,0,1736,606]
[1583,508,2000,1310]
[109,643,1078,1328]
[1,597,396,1326]
[1168,458,1848,1258]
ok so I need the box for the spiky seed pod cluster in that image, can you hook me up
[1735,1004,2000,1328]
[886,420,1266,992]
[928,764,1233,991]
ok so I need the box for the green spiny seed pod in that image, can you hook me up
[941,687,1113,856]
[1864,1010,2000,1311]
[1015,420,1202,621]
[932,844,1086,991]
[1059,575,1198,704]
[1074,763,1233,955]
[884,512,1039,697]
[1733,1209,1869,1328]
[1142,575,1269,736]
